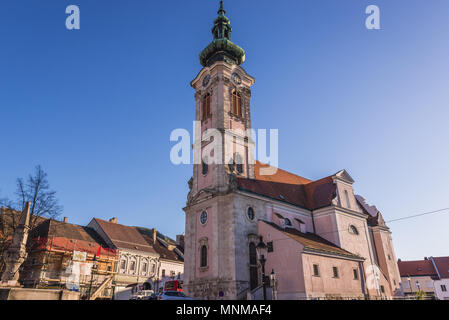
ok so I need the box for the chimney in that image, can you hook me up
[109,217,118,224]
[63,217,68,223]
[152,228,157,243]
[176,234,185,249]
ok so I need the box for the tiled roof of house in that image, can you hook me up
[30,219,117,257]
[93,218,157,254]
[397,259,438,278]
[432,256,449,279]
[237,162,337,210]
[137,227,184,263]
[261,220,363,261]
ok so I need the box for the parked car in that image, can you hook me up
[130,290,154,300]
[157,291,194,300]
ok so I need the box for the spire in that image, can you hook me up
[218,1,226,15]
[199,1,245,67]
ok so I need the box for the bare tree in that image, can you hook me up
[0,166,63,272]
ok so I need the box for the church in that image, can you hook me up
[183,2,402,300]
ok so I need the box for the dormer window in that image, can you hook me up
[232,91,242,117]
[202,93,211,120]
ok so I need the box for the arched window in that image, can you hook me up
[350,225,359,235]
[232,91,242,117]
[235,153,243,174]
[200,245,208,268]
[202,93,211,120]
[249,243,258,290]
[228,158,235,173]
[284,218,292,227]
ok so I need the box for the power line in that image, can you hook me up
[386,207,449,223]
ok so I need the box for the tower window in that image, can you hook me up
[235,153,243,174]
[249,242,258,290]
[202,93,211,120]
[202,158,209,175]
[200,245,208,268]
[228,158,235,173]
[200,211,208,225]
[232,91,242,117]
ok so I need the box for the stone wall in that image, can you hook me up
[0,288,80,300]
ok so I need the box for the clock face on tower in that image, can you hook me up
[232,72,242,85]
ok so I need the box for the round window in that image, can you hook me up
[200,211,208,225]
[247,207,255,221]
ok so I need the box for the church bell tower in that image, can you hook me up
[183,1,256,299]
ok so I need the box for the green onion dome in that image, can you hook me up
[199,1,246,67]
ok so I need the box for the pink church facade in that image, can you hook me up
[183,2,402,300]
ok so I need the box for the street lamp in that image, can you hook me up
[270,269,277,300]
[256,236,268,301]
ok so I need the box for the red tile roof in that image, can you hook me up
[238,162,336,210]
[254,161,312,185]
[93,218,157,254]
[30,219,117,258]
[397,259,438,278]
[432,256,449,279]
[261,221,363,260]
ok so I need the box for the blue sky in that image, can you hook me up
[0,0,448,260]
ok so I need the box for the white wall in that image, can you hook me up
[434,279,449,300]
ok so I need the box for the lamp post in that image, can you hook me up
[270,269,277,300]
[256,236,268,301]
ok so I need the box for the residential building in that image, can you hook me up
[430,256,449,300]
[22,218,117,299]
[183,2,402,300]
[88,218,160,300]
[398,256,449,300]
[398,258,437,299]
[137,227,184,292]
